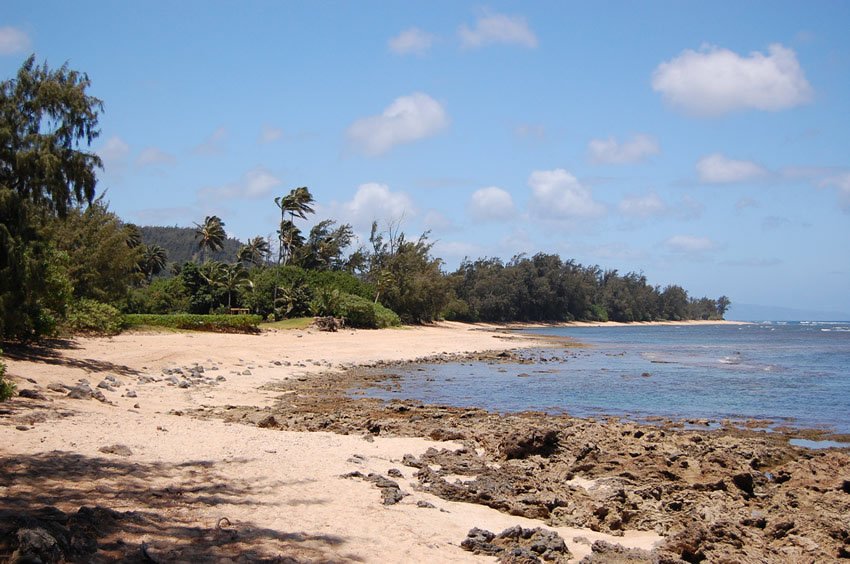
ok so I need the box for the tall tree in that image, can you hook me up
[274,186,314,266]
[139,244,167,282]
[193,215,226,263]
[1,56,104,339]
[237,235,270,267]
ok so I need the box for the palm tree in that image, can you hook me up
[237,236,270,267]
[140,244,167,282]
[194,215,226,263]
[274,187,314,266]
[201,262,251,310]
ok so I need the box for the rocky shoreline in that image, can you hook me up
[194,349,850,563]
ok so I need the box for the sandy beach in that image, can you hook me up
[1,321,847,562]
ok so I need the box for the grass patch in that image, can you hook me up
[124,314,262,334]
[260,317,314,330]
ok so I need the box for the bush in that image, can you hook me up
[335,293,401,329]
[442,297,474,322]
[0,349,15,401]
[373,302,402,328]
[124,313,262,333]
[63,299,125,335]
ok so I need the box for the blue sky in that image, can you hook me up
[2,1,849,314]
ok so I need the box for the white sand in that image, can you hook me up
[1,322,661,561]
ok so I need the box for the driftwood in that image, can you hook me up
[312,316,345,332]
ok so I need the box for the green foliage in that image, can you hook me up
[441,297,474,322]
[194,215,226,263]
[0,349,15,401]
[48,198,143,303]
[63,299,125,335]
[275,186,315,266]
[1,56,102,340]
[125,276,189,314]
[373,301,402,328]
[124,313,262,333]
[310,288,342,317]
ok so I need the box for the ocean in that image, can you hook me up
[360,322,850,435]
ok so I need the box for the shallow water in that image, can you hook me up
[359,322,850,433]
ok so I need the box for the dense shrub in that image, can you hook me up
[63,299,125,335]
[125,277,189,314]
[335,293,401,329]
[124,313,262,333]
[0,349,14,401]
[373,301,402,328]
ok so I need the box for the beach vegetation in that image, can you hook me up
[0,349,14,401]
[62,299,125,335]
[123,313,262,333]
[0,56,729,339]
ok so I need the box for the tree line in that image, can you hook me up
[0,56,730,344]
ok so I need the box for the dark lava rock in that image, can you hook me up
[46,382,67,393]
[66,384,93,400]
[402,453,422,468]
[579,540,654,563]
[18,389,48,401]
[366,473,405,505]
[256,415,279,428]
[732,472,755,498]
[500,429,559,460]
[461,526,572,563]
[387,468,403,478]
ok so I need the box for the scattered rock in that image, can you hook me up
[125,390,137,398]
[18,389,48,401]
[461,526,571,562]
[416,500,436,509]
[387,468,403,478]
[46,382,67,393]
[66,384,93,400]
[256,415,278,429]
[98,444,133,457]
[402,453,422,468]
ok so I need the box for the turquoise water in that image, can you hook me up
[361,322,850,434]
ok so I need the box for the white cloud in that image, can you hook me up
[589,134,660,165]
[652,43,813,116]
[433,240,482,261]
[422,210,457,232]
[98,136,130,170]
[468,186,516,221]
[259,125,283,144]
[198,167,281,200]
[136,147,176,167]
[821,173,850,213]
[458,12,538,49]
[697,153,766,184]
[347,93,449,156]
[338,183,416,230]
[619,192,667,218]
[528,169,605,220]
[388,28,435,56]
[193,127,228,155]
[0,26,30,55]
[664,235,717,253]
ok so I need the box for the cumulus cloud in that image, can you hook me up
[0,26,30,55]
[259,125,283,144]
[618,192,667,218]
[664,235,717,253]
[821,173,850,213]
[136,147,176,167]
[198,167,281,200]
[337,183,416,230]
[697,153,767,184]
[193,127,228,155]
[388,27,435,56]
[651,43,812,116]
[589,134,660,165]
[98,136,130,171]
[468,186,516,221]
[528,169,605,220]
[458,12,538,49]
[347,93,448,156]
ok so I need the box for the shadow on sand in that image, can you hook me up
[2,339,140,377]
[0,451,356,562]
